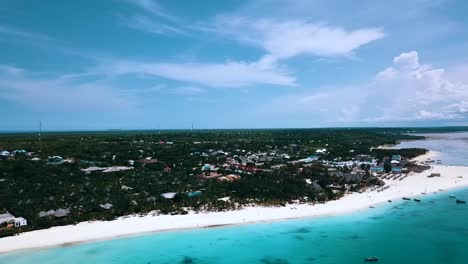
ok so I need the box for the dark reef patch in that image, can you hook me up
[260,256,290,264]
[181,256,196,264]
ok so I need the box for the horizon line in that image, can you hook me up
[1,125,468,134]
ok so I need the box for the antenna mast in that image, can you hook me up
[38,120,43,152]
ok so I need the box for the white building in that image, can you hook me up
[0,212,27,227]
[0,213,15,225]
[14,217,27,227]
[161,192,177,199]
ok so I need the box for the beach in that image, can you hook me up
[1,162,468,254]
[411,150,441,163]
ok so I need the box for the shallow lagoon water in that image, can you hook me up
[395,132,468,166]
[1,189,468,264]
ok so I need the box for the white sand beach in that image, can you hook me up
[1,164,468,254]
[412,150,442,164]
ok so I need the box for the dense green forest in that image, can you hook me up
[0,128,429,235]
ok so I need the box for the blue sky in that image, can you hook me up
[1,0,468,130]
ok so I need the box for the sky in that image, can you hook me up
[1,0,468,131]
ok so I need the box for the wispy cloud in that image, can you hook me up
[201,17,385,61]
[0,66,136,112]
[172,86,205,95]
[119,0,188,35]
[120,14,186,35]
[0,25,57,43]
[94,58,296,88]
[0,64,23,75]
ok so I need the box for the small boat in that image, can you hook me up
[456,200,466,204]
[402,197,411,200]
[449,195,456,198]
[388,200,392,203]
[364,256,379,262]
[414,199,421,202]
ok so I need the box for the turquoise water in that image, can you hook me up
[395,132,468,166]
[1,189,468,264]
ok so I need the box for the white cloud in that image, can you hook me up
[258,51,468,124]
[99,59,295,88]
[120,0,187,35]
[0,25,57,42]
[0,64,23,75]
[121,1,385,59]
[393,51,420,70]
[0,66,135,112]
[203,17,384,60]
[122,14,186,35]
[172,86,205,95]
[128,0,178,22]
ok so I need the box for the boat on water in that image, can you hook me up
[414,199,421,202]
[364,256,379,262]
[449,195,456,198]
[402,197,411,200]
[456,199,466,204]
[388,200,392,203]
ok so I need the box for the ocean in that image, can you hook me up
[395,132,468,166]
[2,132,468,263]
[1,188,467,264]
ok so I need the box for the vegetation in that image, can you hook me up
[371,148,427,160]
[0,128,427,235]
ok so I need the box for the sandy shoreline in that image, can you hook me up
[1,164,468,254]
[411,150,442,163]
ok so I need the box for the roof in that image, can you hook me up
[82,166,107,173]
[218,196,230,202]
[0,213,15,222]
[102,166,133,173]
[161,192,177,199]
[187,191,202,197]
[38,208,70,218]
[100,203,113,210]
[54,208,70,217]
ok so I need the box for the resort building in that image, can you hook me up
[13,217,27,227]
[0,212,27,227]
[217,174,241,183]
[392,155,402,162]
[161,192,177,199]
[370,166,385,173]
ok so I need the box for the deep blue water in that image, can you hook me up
[1,189,468,264]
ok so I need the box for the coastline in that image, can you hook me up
[1,164,468,254]
[411,150,441,163]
